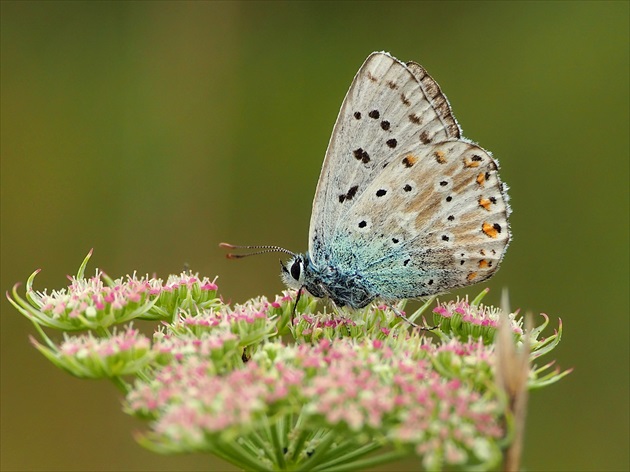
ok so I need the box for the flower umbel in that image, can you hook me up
[7,250,220,332]
[433,292,524,344]
[31,325,153,378]
[8,252,571,471]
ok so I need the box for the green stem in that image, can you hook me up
[109,375,130,394]
[270,419,288,469]
[298,429,338,472]
[31,320,56,350]
[408,296,437,324]
[288,424,312,465]
[218,438,274,472]
[207,444,261,472]
[308,439,359,468]
[311,441,382,470]
[243,430,275,464]
[96,326,112,338]
[316,449,409,472]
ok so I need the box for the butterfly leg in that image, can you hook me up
[386,303,438,331]
[387,303,417,327]
[290,287,304,325]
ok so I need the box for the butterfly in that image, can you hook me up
[222,51,510,311]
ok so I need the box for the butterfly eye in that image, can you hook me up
[290,258,302,281]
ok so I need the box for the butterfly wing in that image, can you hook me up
[329,140,511,299]
[308,52,462,265]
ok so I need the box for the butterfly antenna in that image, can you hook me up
[219,242,295,259]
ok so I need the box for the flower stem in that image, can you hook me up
[298,429,338,471]
[314,449,409,472]
[310,441,382,470]
[109,375,130,394]
[287,421,312,465]
[270,419,288,469]
[217,438,274,472]
[243,430,275,464]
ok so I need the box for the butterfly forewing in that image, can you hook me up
[404,60,461,140]
[309,52,463,265]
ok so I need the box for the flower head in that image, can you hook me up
[128,335,505,468]
[31,325,153,378]
[9,253,571,471]
[433,296,523,344]
[7,251,221,331]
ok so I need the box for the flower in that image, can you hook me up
[8,252,571,471]
[128,334,507,469]
[7,251,221,331]
[147,273,220,320]
[31,325,153,378]
[433,296,524,344]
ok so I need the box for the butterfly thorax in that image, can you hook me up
[281,253,375,309]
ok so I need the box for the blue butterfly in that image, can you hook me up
[222,52,510,311]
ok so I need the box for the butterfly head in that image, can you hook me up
[280,253,308,290]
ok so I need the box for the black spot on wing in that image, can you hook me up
[353,148,370,164]
[347,185,359,200]
[339,185,360,203]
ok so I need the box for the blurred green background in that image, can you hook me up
[1,1,628,471]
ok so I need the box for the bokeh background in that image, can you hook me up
[2,2,628,471]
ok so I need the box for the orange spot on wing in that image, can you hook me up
[479,197,493,211]
[402,155,417,167]
[478,259,489,269]
[482,222,499,238]
[434,150,446,164]
[464,157,481,168]
[476,172,486,186]
[467,272,478,281]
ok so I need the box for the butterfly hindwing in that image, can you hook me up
[329,140,510,300]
